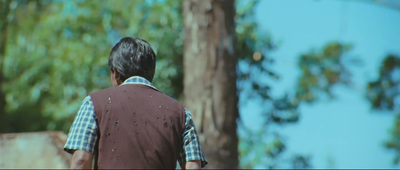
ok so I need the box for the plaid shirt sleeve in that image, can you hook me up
[178,108,208,167]
[64,96,98,154]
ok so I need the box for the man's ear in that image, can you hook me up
[111,69,120,86]
[112,69,118,78]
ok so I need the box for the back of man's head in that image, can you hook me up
[108,37,156,82]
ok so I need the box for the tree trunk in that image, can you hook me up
[183,0,239,168]
[0,0,11,126]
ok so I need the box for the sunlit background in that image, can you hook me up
[239,0,400,168]
[0,0,399,169]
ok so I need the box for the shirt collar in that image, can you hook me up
[121,76,157,89]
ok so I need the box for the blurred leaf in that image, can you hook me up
[291,155,312,169]
[366,55,400,111]
[366,54,400,165]
[295,42,352,104]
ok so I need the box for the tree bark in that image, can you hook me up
[183,0,239,168]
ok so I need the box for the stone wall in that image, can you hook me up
[0,131,71,168]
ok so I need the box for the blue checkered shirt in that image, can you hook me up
[64,76,207,167]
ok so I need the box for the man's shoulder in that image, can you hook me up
[89,87,115,96]
[156,91,186,111]
[88,87,118,104]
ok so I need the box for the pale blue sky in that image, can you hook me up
[240,0,400,168]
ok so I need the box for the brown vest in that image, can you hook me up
[90,84,186,169]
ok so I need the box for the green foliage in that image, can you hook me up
[239,126,286,169]
[236,0,299,126]
[367,55,400,110]
[366,54,400,165]
[291,154,312,169]
[0,0,183,132]
[386,114,400,165]
[295,42,352,104]
[236,0,285,168]
[236,0,278,102]
[236,0,308,168]
[236,4,354,166]
[238,40,354,168]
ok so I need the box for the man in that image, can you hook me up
[64,37,207,169]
